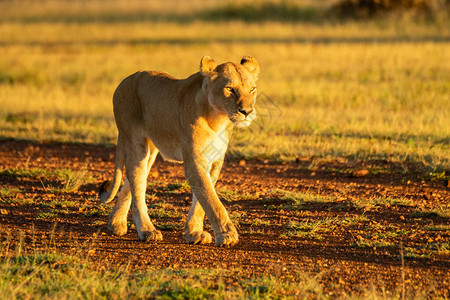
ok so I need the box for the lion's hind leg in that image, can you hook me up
[127,138,162,242]
[184,195,212,244]
[108,140,160,239]
[107,178,131,236]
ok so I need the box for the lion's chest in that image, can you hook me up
[199,131,229,164]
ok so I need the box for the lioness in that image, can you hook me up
[100,56,259,246]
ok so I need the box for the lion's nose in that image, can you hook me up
[238,108,253,117]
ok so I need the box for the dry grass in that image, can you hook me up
[0,0,449,170]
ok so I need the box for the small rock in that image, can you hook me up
[150,171,159,178]
[351,169,369,178]
[239,159,246,166]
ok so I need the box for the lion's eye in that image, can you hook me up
[250,87,257,94]
[225,87,234,94]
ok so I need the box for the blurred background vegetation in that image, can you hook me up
[0,0,449,170]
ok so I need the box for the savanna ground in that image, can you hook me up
[0,0,449,298]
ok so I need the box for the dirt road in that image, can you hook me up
[0,139,448,296]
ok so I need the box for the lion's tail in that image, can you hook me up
[99,134,124,205]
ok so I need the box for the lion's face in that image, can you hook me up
[201,56,260,128]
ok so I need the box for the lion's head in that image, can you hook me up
[200,56,260,128]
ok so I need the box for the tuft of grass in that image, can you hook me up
[282,219,335,240]
[411,206,450,219]
[0,187,23,198]
[0,167,92,194]
[264,189,363,212]
[353,239,395,249]
[217,188,259,202]
[35,212,58,220]
[148,181,190,194]
[338,215,369,226]
[0,168,52,180]
[403,247,432,259]
[154,222,184,231]
[424,224,450,231]
[87,207,111,217]
[250,218,274,226]
[38,200,78,209]
[53,169,92,194]
[230,211,247,226]
[0,188,35,205]
[164,182,190,192]
[425,242,450,255]
[148,203,182,219]
[264,189,330,210]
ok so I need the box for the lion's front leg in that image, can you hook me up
[184,159,224,244]
[184,159,238,247]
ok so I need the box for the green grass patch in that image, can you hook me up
[230,211,247,226]
[411,206,450,219]
[353,239,395,249]
[35,212,58,220]
[0,167,92,194]
[217,188,259,202]
[148,203,182,219]
[86,207,111,217]
[0,188,35,205]
[38,200,78,209]
[337,215,369,226]
[148,181,190,194]
[281,219,335,240]
[424,224,450,231]
[0,252,323,299]
[264,189,330,210]
[0,187,23,198]
[154,222,184,231]
[264,189,363,212]
[0,168,53,180]
[403,247,432,259]
[425,242,450,255]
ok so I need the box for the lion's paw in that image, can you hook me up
[139,230,163,242]
[184,231,212,245]
[107,221,128,236]
[215,230,239,247]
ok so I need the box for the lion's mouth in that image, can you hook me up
[234,119,252,128]
[229,111,256,128]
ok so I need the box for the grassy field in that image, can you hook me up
[0,0,449,170]
[0,2,449,296]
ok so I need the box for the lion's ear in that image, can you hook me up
[200,56,217,78]
[240,55,260,80]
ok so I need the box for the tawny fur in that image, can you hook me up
[100,56,259,246]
